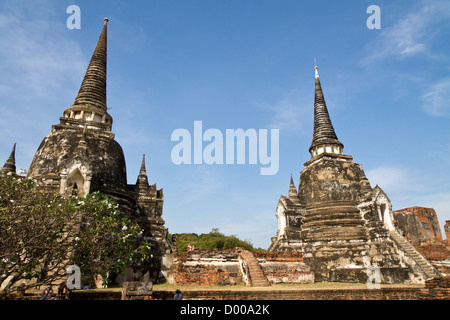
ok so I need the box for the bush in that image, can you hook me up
[172,228,256,252]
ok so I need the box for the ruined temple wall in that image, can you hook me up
[393,207,443,244]
[167,251,243,286]
[254,252,314,284]
[393,207,449,277]
[167,250,314,286]
[445,221,450,241]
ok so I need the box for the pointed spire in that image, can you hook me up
[309,64,344,156]
[136,154,149,186]
[288,173,298,198]
[62,19,113,131]
[72,18,108,111]
[314,58,319,78]
[360,164,372,192]
[140,154,147,175]
[2,143,16,174]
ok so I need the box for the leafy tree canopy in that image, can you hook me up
[0,171,151,298]
[170,228,263,252]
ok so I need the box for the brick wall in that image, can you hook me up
[254,251,314,284]
[168,250,314,286]
[414,242,450,261]
[254,251,304,262]
[121,281,153,300]
[445,220,450,241]
[393,207,443,243]
[169,250,243,286]
[171,263,240,286]
[408,238,450,276]
[420,276,450,300]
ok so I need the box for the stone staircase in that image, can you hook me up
[389,229,442,279]
[238,249,271,287]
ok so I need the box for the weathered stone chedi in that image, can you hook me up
[269,66,442,283]
[13,19,169,278]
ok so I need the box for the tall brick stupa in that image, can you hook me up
[268,65,442,283]
[25,19,170,282]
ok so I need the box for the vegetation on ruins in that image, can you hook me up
[171,228,261,252]
[0,171,152,299]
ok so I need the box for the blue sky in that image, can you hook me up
[1,0,450,248]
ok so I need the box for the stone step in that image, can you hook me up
[238,249,270,287]
[389,230,441,279]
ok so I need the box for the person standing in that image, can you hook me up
[174,289,182,300]
[57,282,69,300]
[41,286,53,300]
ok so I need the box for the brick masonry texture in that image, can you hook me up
[170,250,242,286]
[393,207,443,243]
[419,276,450,300]
[168,250,314,286]
[121,281,153,300]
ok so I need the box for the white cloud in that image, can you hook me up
[421,78,450,116]
[366,166,411,192]
[267,88,310,132]
[362,0,450,64]
[0,5,85,99]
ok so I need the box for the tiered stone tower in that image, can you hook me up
[25,19,169,281]
[2,143,16,174]
[269,65,441,283]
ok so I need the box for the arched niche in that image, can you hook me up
[276,203,287,237]
[67,168,85,196]
[376,193,394,231]
[59,167,91,197]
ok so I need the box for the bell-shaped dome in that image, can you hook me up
[27,127,127,194]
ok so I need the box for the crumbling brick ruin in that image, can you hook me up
[393,207,443,243]
[166,249,314,287]
[393,207,450,276]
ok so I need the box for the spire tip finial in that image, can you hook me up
[104,17,109,24]
[314,59,319,78]
[140,154,146,173]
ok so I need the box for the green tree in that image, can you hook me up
[0,171,151,298]
[173,228,256,252]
